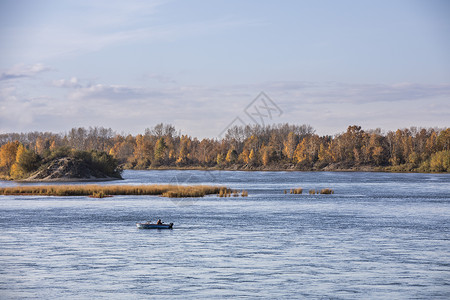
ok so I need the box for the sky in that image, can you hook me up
[0,0,449,138]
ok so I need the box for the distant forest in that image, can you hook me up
[1,123,449,177]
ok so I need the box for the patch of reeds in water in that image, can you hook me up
[290,188,303,194]
[308,188,334,195]
[0,184,223,198]
[319,188,334,194]
[89,191,111,198]
[217,187,248,197]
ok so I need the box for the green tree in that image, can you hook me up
[154,137,167,163]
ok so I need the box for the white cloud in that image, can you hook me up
[0,63,50,81]
[69,83,147,100]
[52,77,81,88]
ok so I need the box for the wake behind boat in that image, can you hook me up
[136,222,173,229]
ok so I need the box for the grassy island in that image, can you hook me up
[0,184,224,198]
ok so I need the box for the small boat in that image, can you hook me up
[136,222,173,229]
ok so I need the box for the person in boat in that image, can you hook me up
[156,219,162,225]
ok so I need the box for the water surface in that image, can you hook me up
[1,171,449,299]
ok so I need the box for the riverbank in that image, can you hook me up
[133,164,440,173]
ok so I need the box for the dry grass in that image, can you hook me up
[0,184,223,198]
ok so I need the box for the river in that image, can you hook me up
[1,170,449,299]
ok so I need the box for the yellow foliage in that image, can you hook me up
[293,140,307,163]
[261,149,270,166]
[15,144,25,163]
[0,141,20,172]
[430,150,450,172]
[10,163,25,179]
[248,149,256,162]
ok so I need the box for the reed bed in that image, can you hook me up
[0,184,223,198]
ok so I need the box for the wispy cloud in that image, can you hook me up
[3,76,449,136]
[2,1,257,61]
[262,81,450,104]
[70,84,148,100]
[53,78,153,100]
[0,63,50,81]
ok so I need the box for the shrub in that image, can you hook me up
[430,150,450,172]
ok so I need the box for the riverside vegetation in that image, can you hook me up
[1,124,449,179]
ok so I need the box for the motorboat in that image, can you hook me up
[136,222,173,229]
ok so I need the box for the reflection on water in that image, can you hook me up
[0,171,449,299]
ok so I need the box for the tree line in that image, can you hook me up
[1,123,449,178]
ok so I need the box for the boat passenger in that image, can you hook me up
[156,219,162,225]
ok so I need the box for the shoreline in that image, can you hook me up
[130,165,446,174]
[2,167,447,183]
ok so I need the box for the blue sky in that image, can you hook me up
[0,0,449,138]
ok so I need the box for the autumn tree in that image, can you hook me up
[260,145,274,167]
[248,149,258,166]
[225,149,238,164]
[283,132,298,161]
[176,135,191,165]
[430,150,450,172]
[109,135,136,166]
[10,144,41,179]
[133,134,153,168]
[0,141,20,175]
[437,128,450,151]
[293,139,308,164]
[216,153,224,166]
